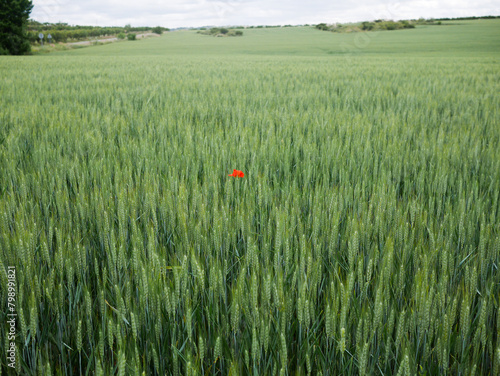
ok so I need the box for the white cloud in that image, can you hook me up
[30,0,500,27]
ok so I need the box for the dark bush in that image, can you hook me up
[315,23,329,31]
[127,33,136,40]
[384,21,398,30]
[152,26,163,35]
[361,22,374,30]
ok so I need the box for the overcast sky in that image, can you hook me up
[31,0,500,28]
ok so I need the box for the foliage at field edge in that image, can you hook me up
[27,21,169,44]
[197,28,243,37]
[316,19,420,33]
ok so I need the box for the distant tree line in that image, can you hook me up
[195,25,300,30]
[27,20,168,43]
[434,15,500,20]
[27,27,123,43]
[197,28,243,36]
[360,20,416,31]
[314,16,500,34]
[315,19,419,33]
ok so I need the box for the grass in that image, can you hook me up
[0,19,499,375]
[45,19,500,58]
[30,42,111,55]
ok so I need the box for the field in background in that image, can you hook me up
[1,19,499,375]
[48,19,500,57]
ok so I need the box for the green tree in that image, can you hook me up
[315,23,329,31]
[0,0,34,55]
[361,22,374,31]
[151,26,163,35]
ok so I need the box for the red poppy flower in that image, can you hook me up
[228,169,244,178]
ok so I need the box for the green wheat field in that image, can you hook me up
[1,19,499,375]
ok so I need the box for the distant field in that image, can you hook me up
[47,19,500,57]
[0,19,499,375]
